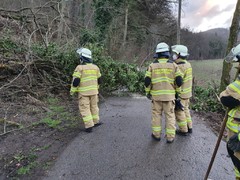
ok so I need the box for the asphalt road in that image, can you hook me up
[43,96,234,180]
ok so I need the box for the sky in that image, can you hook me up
[180,0,237,32]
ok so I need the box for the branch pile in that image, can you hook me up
[0,16,69,103]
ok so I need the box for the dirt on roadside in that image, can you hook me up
[0,92,85,180]
[193,111,227,138]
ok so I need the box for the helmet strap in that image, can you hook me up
[80,56,84,64]
[237,55,240,62]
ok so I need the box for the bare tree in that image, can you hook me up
[57,0,67,41]
[177,0,181,44]
[122,1,129,48]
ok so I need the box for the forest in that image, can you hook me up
[0,0,228,62]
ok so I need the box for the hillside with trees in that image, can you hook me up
[0,0,229,63]
[181,28,229,60]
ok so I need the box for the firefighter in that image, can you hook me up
[172,45,193,135]
[70,48,102,133]
[220,43,240,179]
[145,42,183,143]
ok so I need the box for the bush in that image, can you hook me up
[88,43,145,93]
[31,42,145,94]
[0,37,25,55]
[191,85,223,112]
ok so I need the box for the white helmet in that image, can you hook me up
[171,45,189,56]
[156,42,169,53]
[76,48,92,59]
[225,44,240,63]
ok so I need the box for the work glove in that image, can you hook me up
[146,93,152,100]
[175,99,184,111]
[228,133,240,152]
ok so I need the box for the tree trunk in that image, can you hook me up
[31,0,37,42]
[220,0,240,92]
[69,0,79,32]
[122,2,129,48]
[57,0,67,41]
[177,0,181,44]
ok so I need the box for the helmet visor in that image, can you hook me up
[225,48,238,63]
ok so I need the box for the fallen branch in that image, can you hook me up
[3,105,11,134]
[0,124,32,136]
[26,94,51,112]
[0,65,27,91]
[0,118,20,127]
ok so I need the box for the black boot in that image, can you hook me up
[166,138,174,143]
[85,127,93,133]
[94,122,103,127]
[151,134,161,141]
[176,129,188,136]
[188,128,192,133]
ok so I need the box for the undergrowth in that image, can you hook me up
[0,37,224,113]
[191,84,223,112]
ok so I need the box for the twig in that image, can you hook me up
[0,124,32,136]
[3,105,11,134]
[214,92,220,102]
[0,1,60,14]
[0,65,27,91]
[214,92,226,110]
[26,94,52,112]
[0,119,20,127]
[140,52,152,68]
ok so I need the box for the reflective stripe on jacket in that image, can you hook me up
[70,63,101,96]
[175,59,192,98]
[221,80,240,133]
[145,58,182,101]
[227,115,240,133]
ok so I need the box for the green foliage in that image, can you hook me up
[31,43,78,77]
[0,37,24,55]
[92,0,124,41]
[88,43,145,93]
[13,145,50,176]
[79,28,99,45]
[14,154,25,162]
[13,152,38,175]
[32,43,58,57]
[17,165,31,175]
[31,145,51,152]
[39,97,79,129]
[39,97,67,128]
[191,85,223,112]
[41,117,61,128]
[31,42,145,94]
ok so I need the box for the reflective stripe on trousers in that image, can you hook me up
[235,167,240,179]
[78,94,99,128]
[151,100,176,139]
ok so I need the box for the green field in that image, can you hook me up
[190,59,238,87]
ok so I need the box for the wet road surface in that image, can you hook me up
[44,96,234,180]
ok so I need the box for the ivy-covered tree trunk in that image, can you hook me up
[220,0,240,92]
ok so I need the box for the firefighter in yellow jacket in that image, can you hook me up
[70,48,102,133]
[220,43,240,179]
[145,42,183,143]
[172,45,193,135]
